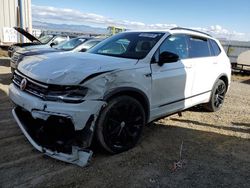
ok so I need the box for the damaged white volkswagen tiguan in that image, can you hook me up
[9,28,231,166]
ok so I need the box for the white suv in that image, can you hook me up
[9,28,231,166]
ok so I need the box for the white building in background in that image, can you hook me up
[0,0,32,45]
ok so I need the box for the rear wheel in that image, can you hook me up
[96,96,146,154]
[204,79,227,112]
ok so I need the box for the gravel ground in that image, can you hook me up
[0,65,250,188]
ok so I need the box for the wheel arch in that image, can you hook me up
[207,74,229,103]
[103,87,150,122]
[217,74,229,91]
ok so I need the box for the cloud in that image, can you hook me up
[32,5,177,29]
[32,5,249,41]
[193,25,246,41]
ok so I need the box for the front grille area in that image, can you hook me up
[13,71,49,99]
[15,106,76,154]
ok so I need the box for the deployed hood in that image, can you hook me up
[17,48,61,56]
[18,53,138,85]
[14,27,41,43]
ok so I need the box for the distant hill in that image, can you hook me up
[33,21,108,34]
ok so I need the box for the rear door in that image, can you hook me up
[187,35,218,97]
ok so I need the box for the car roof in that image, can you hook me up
[123,28,215,40]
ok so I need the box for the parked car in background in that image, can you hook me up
[8,27,75,58]
[10,37,103,72]
[9,28,231,167]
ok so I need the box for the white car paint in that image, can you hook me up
[18,52,138,85]
[9,29,231,166]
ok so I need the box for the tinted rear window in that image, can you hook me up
[188,36,211,58]
[209,39,221,56]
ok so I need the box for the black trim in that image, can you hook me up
[103,87,150,121]
[158,90,211,107]
[79,70,114,84]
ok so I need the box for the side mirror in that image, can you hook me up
[50,41,59,47]
[158,51,179,66]
[80,48,87,52]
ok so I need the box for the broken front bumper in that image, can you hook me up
[9,83,105,167]
[12,108,93,166]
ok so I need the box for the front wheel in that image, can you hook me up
[96,96,146,154]
[204,79,227,112]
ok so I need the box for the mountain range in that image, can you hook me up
[33,21,108,34]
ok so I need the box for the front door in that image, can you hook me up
[150,34,194,118]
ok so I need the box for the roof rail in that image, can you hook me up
[170,27,212,37]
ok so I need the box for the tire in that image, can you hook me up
[96,95,146,154]
[204,79,227,112]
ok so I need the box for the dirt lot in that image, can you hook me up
[0,65,250,188]
[0,49,8,57]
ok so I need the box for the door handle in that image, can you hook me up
[213,62,218,64]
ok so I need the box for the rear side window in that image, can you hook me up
[188,36,210,58]
[209,39,221,56]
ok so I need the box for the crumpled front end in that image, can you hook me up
[9,72,106,167]
[12,107,94,167]
[9,52,149,166]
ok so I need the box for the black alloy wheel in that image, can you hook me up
[96,96,146,154]
[204,79,227,112]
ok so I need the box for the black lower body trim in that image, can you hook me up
[159,90,211,108]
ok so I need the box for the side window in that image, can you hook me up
[159,35,188,59]
[209,39,221,56]
[188,36,211,58]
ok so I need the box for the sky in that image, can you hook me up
[32,0,250,41]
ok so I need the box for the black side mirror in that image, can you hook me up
[158,51,179,66]
[80,48,87,52]
[50,41,59,47]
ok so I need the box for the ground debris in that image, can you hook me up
[170,140,187,172]
[170,159,187,172]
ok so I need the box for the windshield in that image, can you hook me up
[55,38,87,51]
[38,35,54,44]
[89,32,164,59]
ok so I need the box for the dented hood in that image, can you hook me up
[18,52,138,85]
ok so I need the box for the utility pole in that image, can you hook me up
[18,0,24,43]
